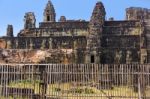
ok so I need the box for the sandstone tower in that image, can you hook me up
[86,2,106,63]
[43,0,56,22]
[6,25,14,37]
[24,12,36,29]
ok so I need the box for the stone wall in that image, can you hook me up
[0,49,86,64]
[0,36,86,64]
[102,36,140,48]
[0,36,86,50]
[145,20,150,63]
[101,20,142,64]
[126,7,150,20]
[104,21,141,35]
[18,22,89,37]
[101,49,140,64]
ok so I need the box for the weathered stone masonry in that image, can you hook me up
[0,0,150,64]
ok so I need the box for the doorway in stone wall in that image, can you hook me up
[47,16,50,21]
[91,55,95,63]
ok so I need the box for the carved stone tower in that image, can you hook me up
[24,12,36,29]
[44,0,56,22]
[59,16,66,22]
[85,1,106,63]
[6,25,14,37]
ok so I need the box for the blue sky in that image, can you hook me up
[0,0,150,36]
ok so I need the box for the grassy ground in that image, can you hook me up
[1,81,150,99]
[8,80,40,94]
[0,96,29,99]
[47,83,138,99]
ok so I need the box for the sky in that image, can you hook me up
[0,0,150,36]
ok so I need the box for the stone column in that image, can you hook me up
[7,40,11,49]
[49,38,52,49]
[41,40,46,50]
[29,39,33,49]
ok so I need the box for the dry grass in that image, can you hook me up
[8,80,40,94]
[6,81,150,99]
[47,83,139,99]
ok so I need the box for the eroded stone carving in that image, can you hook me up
[24,12,36,29]
[126,51,132,64]
[114,51,122,64]
[41,40,46,49]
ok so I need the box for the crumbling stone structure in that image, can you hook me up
[0,0,150,64]
[24,12,36,29]
[126,7,150,20]
[6,25,13,37]
[43,0,56,22]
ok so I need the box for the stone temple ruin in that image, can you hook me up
[0,1,150,99]
[0,0,150,64]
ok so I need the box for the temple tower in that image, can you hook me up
[24,12,36,29]
[59,16,66,22]
[85,1,106,63]
[6,25,14,37]
[43,0,56,22]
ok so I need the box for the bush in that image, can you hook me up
[70,87,95,94]
[75,88,84,94]
[54,87,61,92]
[84,88,95,94]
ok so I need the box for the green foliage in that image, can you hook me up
[70,87,95,94]
[74,88,84,94]
[54,87,61,92]
[84,88,95,94]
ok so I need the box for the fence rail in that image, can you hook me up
[0,64,150,99]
